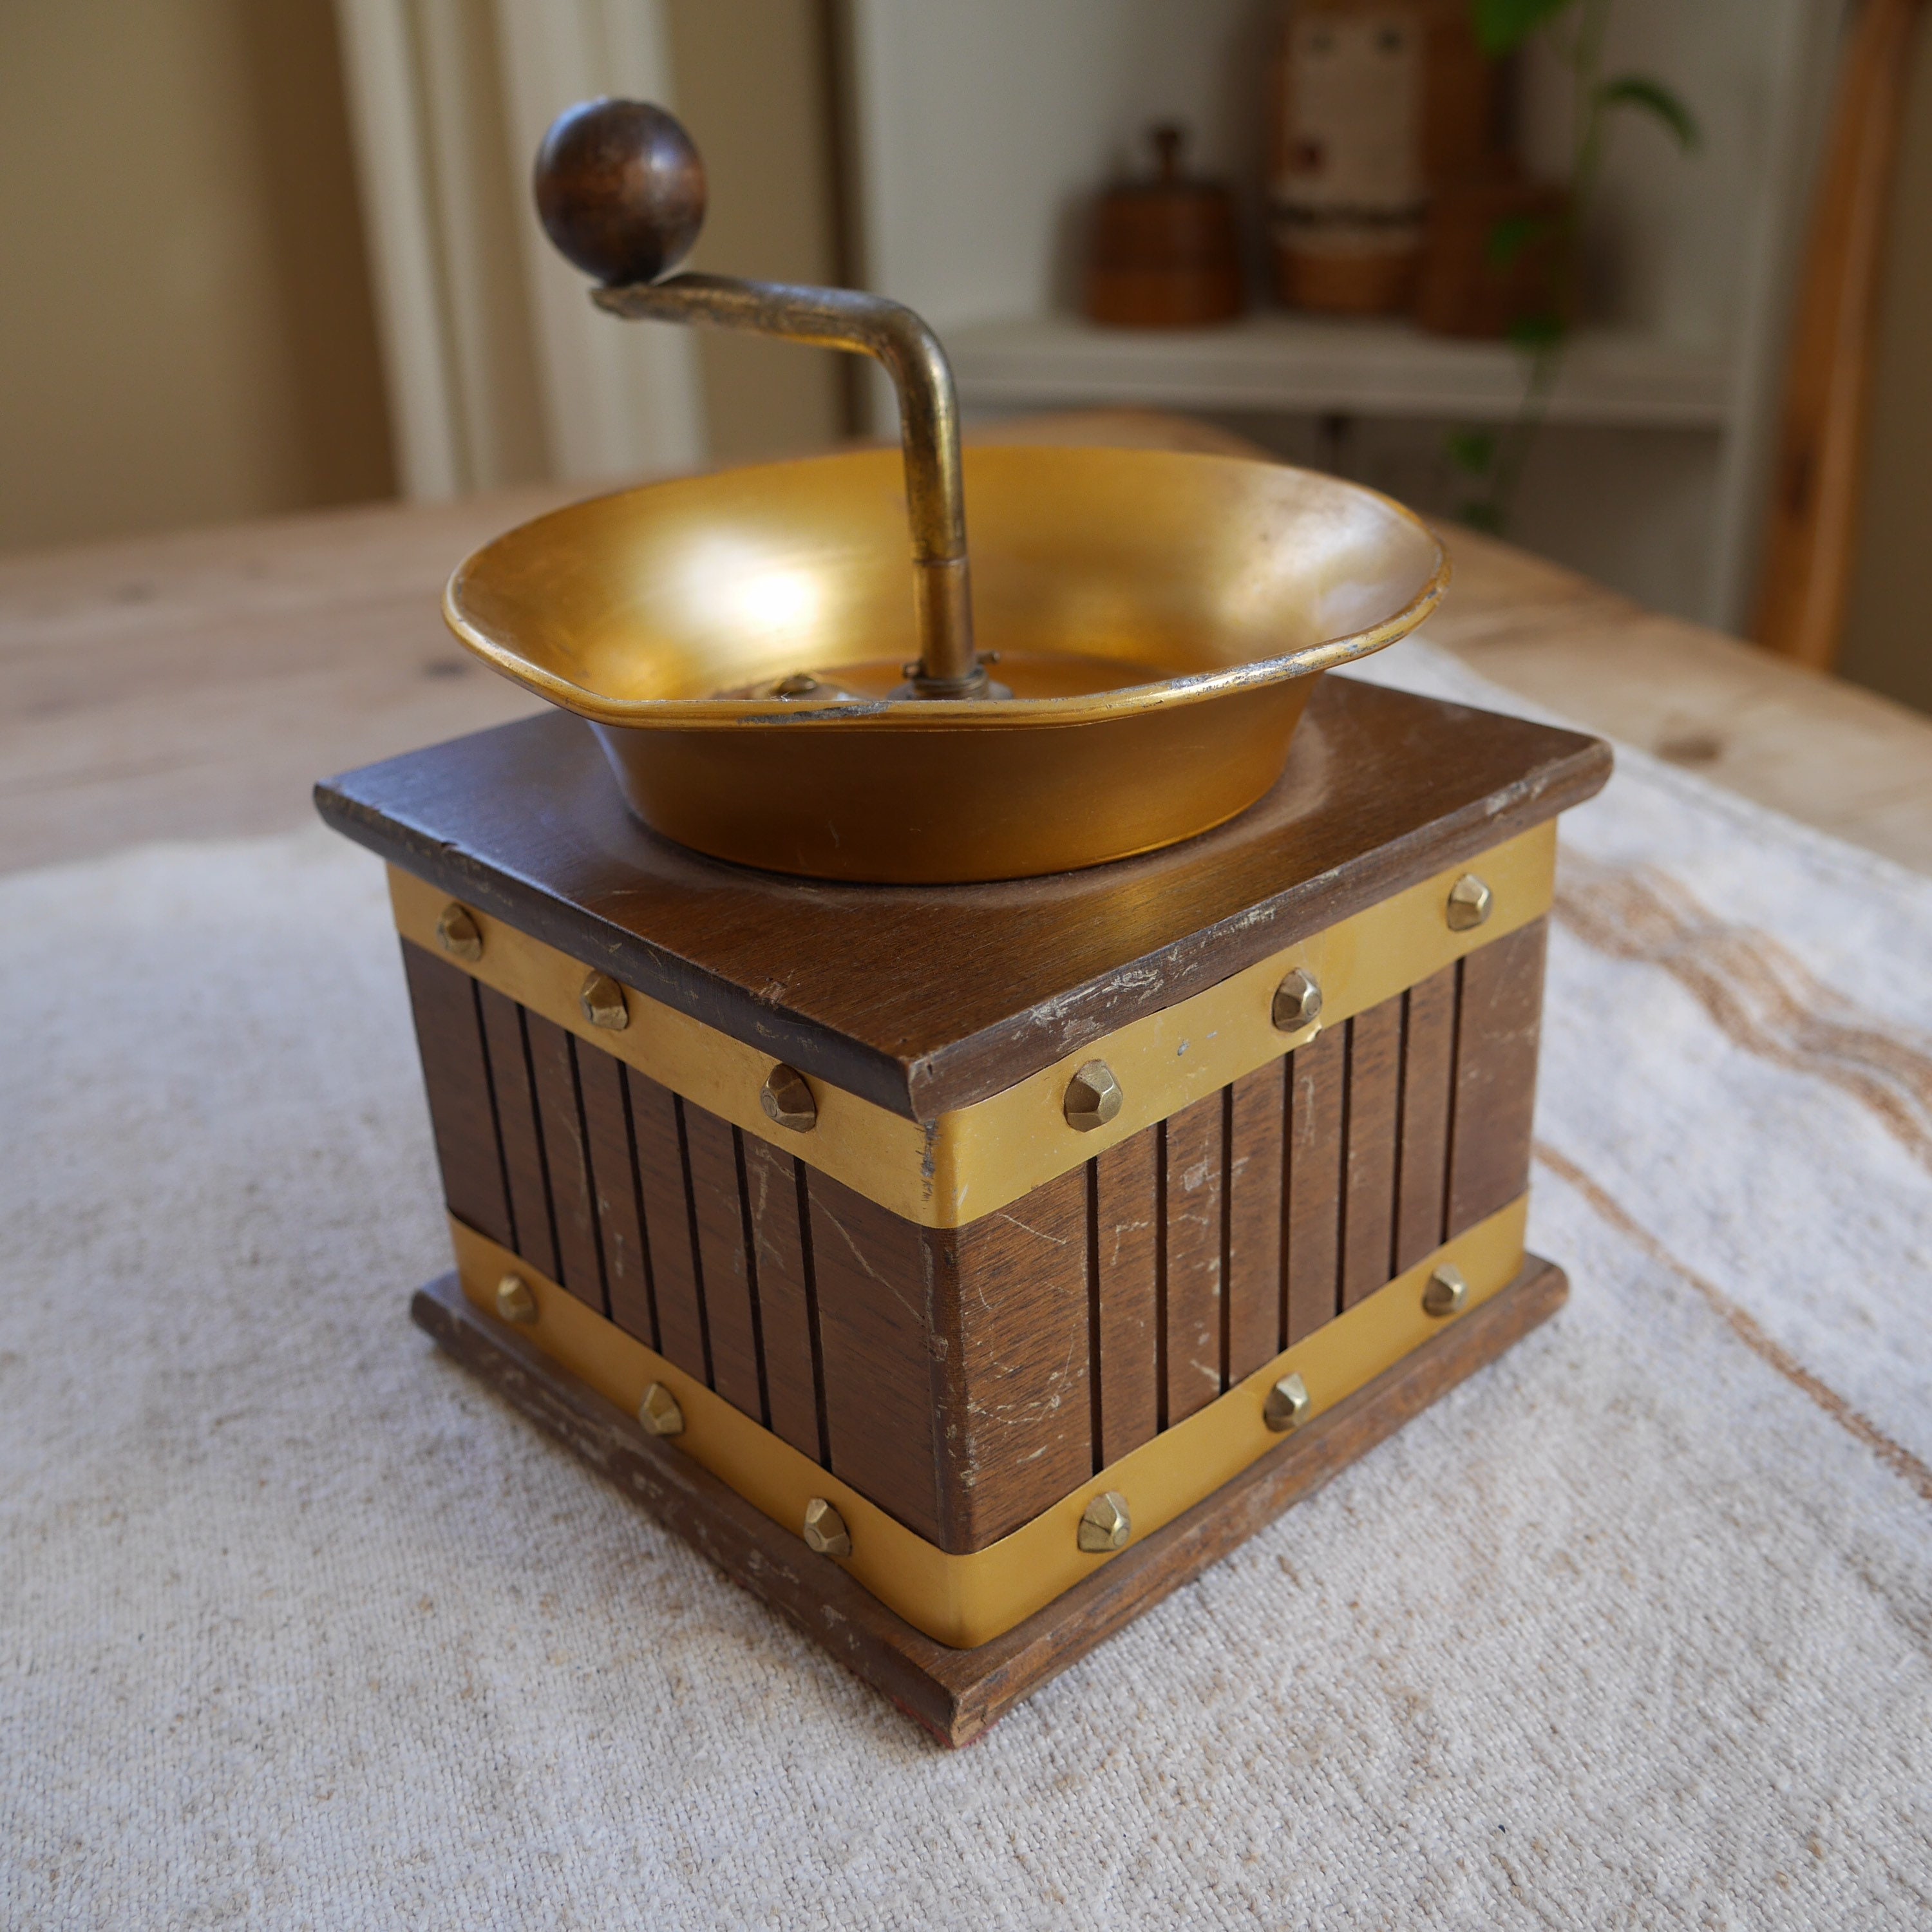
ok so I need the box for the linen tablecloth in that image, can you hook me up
[5,645,1929,1927]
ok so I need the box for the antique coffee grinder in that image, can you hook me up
[317,102,1609,1745]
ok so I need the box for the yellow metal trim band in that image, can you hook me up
[447,1193,1526,1647]
[399,819,1551,1228]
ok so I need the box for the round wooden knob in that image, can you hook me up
[533,99,706,287]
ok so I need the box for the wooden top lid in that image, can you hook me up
[316,676,1607,1121]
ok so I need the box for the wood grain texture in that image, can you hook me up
[405,923,1546,1548]
[936,1170,1094,1548]
[1092,1131,1160,1468]
[410,1251,1568,1747]
[806,1172,943,1545]
[1162,1093,1224,1425]
[684,1107,764,1423]
[477,983,556,1283]
[527,1015,605,1313]
[1448,920,1547,1236]
[1285,1030,1345,1345]
[1753,0,1930,670]
[1394,965,1457,1273]
[1225,1059,1285,1379]
[626,1068,706,1381]
[742,1136,824,1463]
[318,677,1608,1122]
[1341,999,1403,1311]
[399,940,512,1249]
[577,1043,653,1344]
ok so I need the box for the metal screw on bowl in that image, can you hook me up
[802,1498,851,1558]
[638,1382,684,1436]
[1423,1264,1468,1318]
[1263,1372,1312,1433]
[1077,1491,1132,1553]
[1446,874,1493,932]
[1272,967,1323,1033]
[495,1273,537,1323]
[580,970,630,1030]
[1064,1060,1124,1133]
[438,902,484,962]
[761,1064,818,1132]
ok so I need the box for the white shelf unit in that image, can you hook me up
[944,315,1732,430]
[844,0,1852,631]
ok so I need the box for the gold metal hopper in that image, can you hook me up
[444,101,1446,883]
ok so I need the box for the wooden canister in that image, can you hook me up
[1086,125,1244,328]
[1270,0,1496,314]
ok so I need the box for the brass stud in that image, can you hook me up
[437,902,483,962]
[1064,1060,1123,1133]
[1077,1490,1132,1553]
[1446,874,1493,932]
[637,1382,683,1436]
[580,970,629,1030]
[1263,1372,1312,1433]
[1423,1264,1469,1318]
[761,1064,818,1132]
[495,1273,536,1323]
[801,1497,851,1558]
[1271,967,1323,1033]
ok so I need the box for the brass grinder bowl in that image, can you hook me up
[444,443,1447,883]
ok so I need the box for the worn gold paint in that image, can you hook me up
[441,446,1447,882]
[392,819,1552,1227]
[446,1193,1527,1647]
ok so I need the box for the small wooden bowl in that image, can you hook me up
[1086,126,1244,329]
[444,444,1446,883]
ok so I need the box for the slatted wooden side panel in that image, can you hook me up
[1090,1132,1159,1469]
[935,1168,1093,1548]
[399,942,512,1251]
[401,930,1545,1551]
[742,1136,824,1462]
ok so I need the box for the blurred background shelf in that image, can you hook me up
[945,316,1733,430]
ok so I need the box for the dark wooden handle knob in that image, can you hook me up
[533,98,706,287]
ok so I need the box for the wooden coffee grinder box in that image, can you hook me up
[317,102,1610,1746]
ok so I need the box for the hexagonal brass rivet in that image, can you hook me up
[1271,967,1323,1033]
[1423,1264,1469,1318]
[580,970,629,1030]
[495,1273,536,1323]
[801,1497,851,1558]
[1446,874,1493,932]
[637,1382,683,1437]
[437,902,483,962]
[761,1064,818,1133]
[1077,1490,1132,1553]
[1263,1372,1312,1433]
[1064,1060,1123,1133]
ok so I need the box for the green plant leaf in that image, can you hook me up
[1596,74,1701,150]
[1508,312,1568,353]
[1486,213,1555,270]
[1446,430,1499,477]
[1472,0,1577,57]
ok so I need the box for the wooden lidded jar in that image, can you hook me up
[1270,0,1495,314]
[1086,124,1244,328]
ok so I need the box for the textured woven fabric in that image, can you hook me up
[4,646,1929,1929]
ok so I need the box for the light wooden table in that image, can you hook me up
[6,412,1931,878]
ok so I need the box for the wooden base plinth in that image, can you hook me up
[411,1256,1567,1747]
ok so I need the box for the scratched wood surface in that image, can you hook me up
[411,1251,1569,1745]
[402,951,1541,1551]
[321,677,1602,1124]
